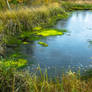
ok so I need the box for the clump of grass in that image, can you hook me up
[0,66,31,92]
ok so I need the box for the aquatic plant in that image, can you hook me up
[33,27,42,31]
[37,29,63,36]
[0,58,27,68]
[38,41,48,47]
[23,41,29,44]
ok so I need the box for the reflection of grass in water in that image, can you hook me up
[88,40,92,48]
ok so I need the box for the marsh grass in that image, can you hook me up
[0,58,27,68]
[0,65,92,92]
[61,1,92,11]
[0,2,68,45]
[0,3,67,34]
[0,0,7,9]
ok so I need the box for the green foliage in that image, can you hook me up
[0,3,67,35]
[23,41,29,44]
[33,27,42,31]
[37,29,63,36]
[62,1,92,11]
[0,66,92,92]
[0,0,7,9]
[0,3,68,45]
[0,66,31,92]
[0,2,92,92]
[6,36,22,45]
[0,58,27,68]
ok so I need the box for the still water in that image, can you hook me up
[20,11,92,76]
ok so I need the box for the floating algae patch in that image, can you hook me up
[37,29,64,37]
[23,42,29,45]
[20,28,65,42]
[33,27,42,31]
[38,41,48,47]
[0,59,27,68]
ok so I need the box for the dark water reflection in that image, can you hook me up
[20,11,92,76]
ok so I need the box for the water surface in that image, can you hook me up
[20,11,92,76]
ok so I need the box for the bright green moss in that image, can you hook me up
[23,42,29,44]
[38,41,48,47]
[0,59,27,68]
[33,27,42,31]
[37,29,63,36]
[20,28,65,42]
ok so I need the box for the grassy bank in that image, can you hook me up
[1,1,92,45]
[61,1,92,11]
[0,65,92,92]
[0,2,68,45]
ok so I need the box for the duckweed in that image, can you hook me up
[38,41,48,47]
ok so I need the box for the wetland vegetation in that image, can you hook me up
[0,0,92,92]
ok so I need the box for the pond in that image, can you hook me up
[11,11,92,76]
